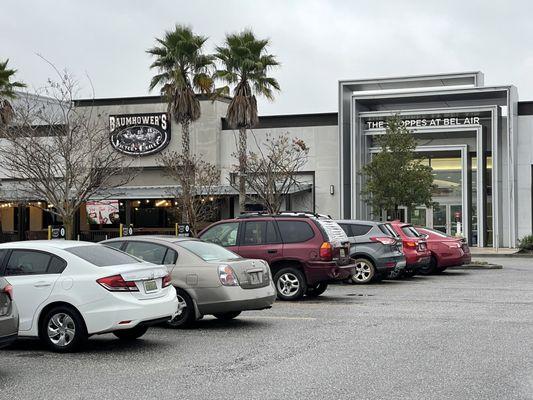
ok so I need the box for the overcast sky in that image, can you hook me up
[2,0,532,115]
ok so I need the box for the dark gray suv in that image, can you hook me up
[337,220,406,284]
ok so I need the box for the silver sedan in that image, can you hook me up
[102,236,276,328]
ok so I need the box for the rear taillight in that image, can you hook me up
[370,236,396,245]
[162,274,172,288]
[218,265,239,286]
[404,241,417,248]
[3,284,13,301]
[319,242,333,260]
[97,275,139,292]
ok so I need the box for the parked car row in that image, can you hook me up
[337,219,471,283]
[0,212,471,353]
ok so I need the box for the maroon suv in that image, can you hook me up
[199,213,354,300]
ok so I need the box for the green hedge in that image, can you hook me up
[518,235,533,251]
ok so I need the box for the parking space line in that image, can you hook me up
[240,315,317,321]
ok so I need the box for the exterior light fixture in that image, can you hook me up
[329,185,335,195]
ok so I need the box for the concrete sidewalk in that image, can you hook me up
[470,247,523,257]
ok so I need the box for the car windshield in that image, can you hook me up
[401,225,421,238]
[178,240,241,262]
[66,245,141,267]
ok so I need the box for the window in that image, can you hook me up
[178,240,241,262]
[5,250,52,276]
[200,222,239,247]
[48,256,67,274]
[163,248,178,265]
[242,221,266,245]
[266,221,280,243]
[401,226,421,238]
[277,221,315,243]
[103,241,124,250]
[66,245,141,267]
[379,224,398,238]
[338,224,352,236]
[124,241,168,264]
[350,224,372,236]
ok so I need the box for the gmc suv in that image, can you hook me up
[199,213,354,300]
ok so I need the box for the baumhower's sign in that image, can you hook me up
[109,113,170,156]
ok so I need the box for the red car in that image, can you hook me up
[415,227,471,274]
[389,221,431,276]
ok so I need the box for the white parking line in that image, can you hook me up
[241,315,317,321]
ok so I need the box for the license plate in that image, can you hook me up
[340,248,346,257]
[249,272,263,284]
[144,280,157,292]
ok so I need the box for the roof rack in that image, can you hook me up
[237,211,332,219]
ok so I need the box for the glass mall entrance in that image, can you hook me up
[389,153,492,247]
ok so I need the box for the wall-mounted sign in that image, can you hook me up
[86,200,120,225]
[365,116,480,130]
[109,112,170,156]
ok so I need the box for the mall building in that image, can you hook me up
[1,71,533,248]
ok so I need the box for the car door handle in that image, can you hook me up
[267,249,278,254]
[34,281,52,288]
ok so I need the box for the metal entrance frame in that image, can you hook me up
[354,105,503,248]
[339,74,518,248]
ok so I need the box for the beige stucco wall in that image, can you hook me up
[220,125,340,217]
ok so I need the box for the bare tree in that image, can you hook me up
[158,151,221,236]
[0,69,136,239]
[232,132,310,214]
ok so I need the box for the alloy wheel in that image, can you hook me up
[47,313,76,347]
[277,272,300,297]
[352,260,373,283]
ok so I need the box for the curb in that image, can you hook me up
[449,263,503,270]
[471,254,518,258]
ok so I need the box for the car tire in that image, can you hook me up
[213,311,241,320]
[350,258,376,284]
[306,282,328,297]
[402,269,417,278]
[113,326,148,341]
[40,305,87,353]
[419,256,438,275]
[166,289,196,329]
[435,266,448,273]
[274,267,307,301]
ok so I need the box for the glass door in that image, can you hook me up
[431,204,462,236]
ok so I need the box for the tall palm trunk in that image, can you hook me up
[181,120,192,224]
[238,127,247,213]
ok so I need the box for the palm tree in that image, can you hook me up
[147,24,214,160]
[147,25,215,224]
[0,59,26,126]
[214,30,280,213]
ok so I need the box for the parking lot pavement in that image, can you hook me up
[1,257,532,400]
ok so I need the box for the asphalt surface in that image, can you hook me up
[1,257,532,400]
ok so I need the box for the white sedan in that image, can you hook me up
[0,240,178,352]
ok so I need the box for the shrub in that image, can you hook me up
[518,235,533,251]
